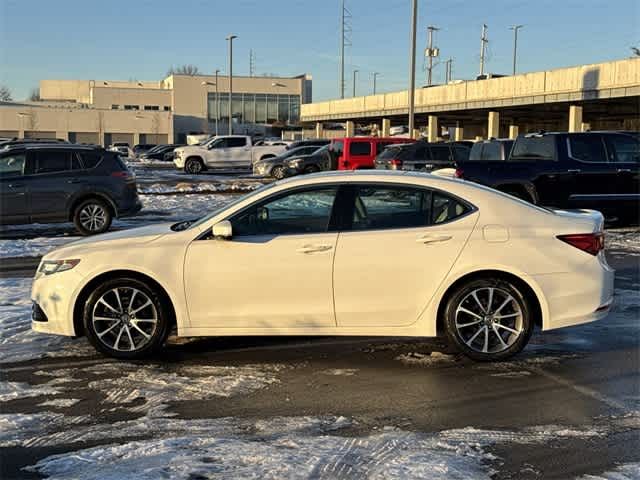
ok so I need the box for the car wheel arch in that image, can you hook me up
[434,269,545,336]
[72,269,177,337]
[260,154,276,161]
[68,192,117,221]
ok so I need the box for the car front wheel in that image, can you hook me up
[83,278,172,359]
[271,165,285,179]
[185,158,204,174]
[443,278,534,361]
[73,199,113,235]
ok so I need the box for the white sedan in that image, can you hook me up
[31,171,614,361]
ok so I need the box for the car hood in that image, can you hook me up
[44,223,174,260]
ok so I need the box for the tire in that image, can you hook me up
[271,165,285,180]
[443,278,534,362]
[83,277,172,360]
[73,198,113,236]
[303,165,320,174]
[185,157,204,174]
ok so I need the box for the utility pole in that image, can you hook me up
[214,69,220,135]
[352,69,358,97]
[425,25,440,86]
[444,58,453,83]
[479,24,488,77]
[372,72,380,94]
[249,49,256,77]
[339,0,352,99]
[408,0,417,136]
[226,34,237,135]
[510,25,524,75]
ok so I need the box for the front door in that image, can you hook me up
[184,186,340,329]
[333,184,478,327]
[0,151,29,224]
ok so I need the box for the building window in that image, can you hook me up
[144,105,160,111]
[206,92,301,125]
[124,105,139,110]
[163,106,171,111]
[111,105,119,110]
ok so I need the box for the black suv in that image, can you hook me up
[0,144,142,235]
[139,144,185,162]
[456,131,639,221]
[374,141,471,171]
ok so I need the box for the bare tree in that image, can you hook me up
[167,64,201,76]
[28,88,40,101]
[0,85,12,101]
[632,46,640,57]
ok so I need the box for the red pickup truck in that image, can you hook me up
[330,137,414,170]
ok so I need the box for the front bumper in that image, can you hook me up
[31,269,83,337]
[253,163,271,176]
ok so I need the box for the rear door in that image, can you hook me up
[604,133,640,215]
[28,149,86,222]
[333,183,478,327]
[344,139,373,169]
[226,136,251,168]
[0,150,29,223]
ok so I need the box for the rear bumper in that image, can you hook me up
[117,198,143,218]
[533,254,615,330]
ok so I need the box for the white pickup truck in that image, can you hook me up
[173,135,286,174]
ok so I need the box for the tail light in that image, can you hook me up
[557,233,605,256]
[454,168,464,178]
[389,159,403,168]
[111,171,134,180]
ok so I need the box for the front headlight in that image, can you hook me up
[290,159,303,167]
[37,259,80,277]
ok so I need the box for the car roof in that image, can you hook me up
[2,143,104,152]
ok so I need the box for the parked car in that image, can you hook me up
[330,137,416,170]
[468,138,514,161]
[283,145,334,176]
[285,139,330,150]
[173,135,286,174]
[139,144,185,162]
[253,145,323,178]
[132,144,157,157]
[110,142,130,148]
[455,131,640,222]
[374,141,471,171]
[32,170,613,362]
[0,144,141,235]
[109,145,134,158]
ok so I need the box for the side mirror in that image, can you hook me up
[212,220,232,240]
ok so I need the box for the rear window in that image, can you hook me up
[377,146,402,160]
[376,142,394,155]
[79,151,103,169]
[453,145,470,162]
[511,136,556,161]
[468,143,483,161]
[429,145,451,161]
[568,134,607,163]
[607,134,640,163]
[349,141,371,156]
[481,142,501,160]
[226,137,247,148]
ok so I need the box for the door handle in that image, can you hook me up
[67,178,82,184]
[567,169,581,173]
[617,168,632,173]
[296,244,333,254]
[416,234,452,244]
[8,183,24,188]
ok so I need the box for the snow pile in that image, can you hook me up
[606,228,640,254]
[139,180,264,195]
[0,236,77,259]
[396,351,458,365]
[0,381,59,402]
[577,463,640,480]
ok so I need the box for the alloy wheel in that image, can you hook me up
[79,204,108,232]
[92,287,158,352]
[454,287,524,354]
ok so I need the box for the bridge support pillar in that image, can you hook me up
[381,118,391,137]
[508,125,519,139]
[133,133,141,147]
[454,127,464,141]
[345,121,355,137]
[315,122,324,138]
[569,105,583,133]
[581,122,591,132]
[427,115,438,142]
[488,111,500,138]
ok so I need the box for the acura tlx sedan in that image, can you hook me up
[31,171,614,361]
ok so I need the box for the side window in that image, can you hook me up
[568,135,607,163]
[79,152,102,169]
[453,145,470,162]
[412,144,429,160]
[231,187,338,236]
[429,145,451,161]
[510,136,556,161]
[227,137,247,148]
[481,142,501,160]
[34,151,72,174]
[0,153,26,177]
[432,192,469,224]
[349,141,371,156]
[352,186,431,230]
[469,144,483,161]
[607,135,640,163]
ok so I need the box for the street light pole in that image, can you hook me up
[408,0,418,137]
[226,34,237,135]
[352,69,358,97]
[215,69,220,135]
[372,72,379,94]
[510,25,524,76]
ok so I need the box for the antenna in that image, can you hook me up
[249,49,256,77]
[479,24,488,77]
[425,25,440,86]
[339,0,352,99]
[445,58,453,83]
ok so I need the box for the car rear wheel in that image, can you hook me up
[83,278,172,359]
[73,198,113,235]
[185,158,204,174]
[271,165,285,179]
[443,278,533,361]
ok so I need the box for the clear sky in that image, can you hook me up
[1,0,638,102]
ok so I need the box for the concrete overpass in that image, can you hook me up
[301,58,640,140]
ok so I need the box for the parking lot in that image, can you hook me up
[0,168,638,479]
